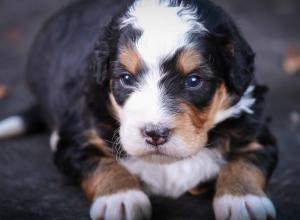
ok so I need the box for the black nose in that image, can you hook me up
[142,124,171,146]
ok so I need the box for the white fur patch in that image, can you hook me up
[117,67,171,157]
[121,148,226,198]
[50,131,60,152]
[213,194,276,220]
[90,190,151,220]
[0,116,26,139]
[215,86,256,124]
[121,0,208,66]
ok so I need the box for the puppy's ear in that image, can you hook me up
[227,35,255,96]
[214,23,255,96]
[85,22,119,119]
[90,42,110,85]
[88,25,115,86]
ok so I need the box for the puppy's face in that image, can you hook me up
[110,46,228,162]
[105,1,252,163]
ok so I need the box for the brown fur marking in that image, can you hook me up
[215,160,266,197]
[172,84,230,153]
[202,83,231,129]
[177,48,202,75]
[85,129,112,156]
[189,187,209,196]
[173,102,208,153]
[237,142,264,153]
[189,181,215,196]
[96,123,113,132]
[108,93,122,121]
[82,158,141,201]
[119,46,143,75]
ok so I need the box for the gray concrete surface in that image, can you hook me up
[0,0,299,219]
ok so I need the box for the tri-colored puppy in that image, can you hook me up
[0,0,278,219]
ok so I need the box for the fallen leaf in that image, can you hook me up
[290,111,300,125]
[5,26,23,42]
[283,46,300,75]
[0,85,9,99]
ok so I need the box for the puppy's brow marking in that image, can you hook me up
[119,46,143,75]
[177,48,202,75]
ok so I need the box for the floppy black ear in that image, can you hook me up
[87,26,115,86]
[87,44,109,87]
[84,22,119,120]
[227,32,255,96]
[213,22,255,96]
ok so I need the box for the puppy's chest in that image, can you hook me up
[120,149,226,198]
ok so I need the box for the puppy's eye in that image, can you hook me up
[120,74,135,87]
[185,75,203,88]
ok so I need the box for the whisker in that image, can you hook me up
[111,128,124,161]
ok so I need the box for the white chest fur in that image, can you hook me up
[120,149,226,198]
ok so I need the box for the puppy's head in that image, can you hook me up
[91,0,255,163]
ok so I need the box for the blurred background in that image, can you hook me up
[0,0,299,219]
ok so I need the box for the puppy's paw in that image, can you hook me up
[90,190,151,220]
[213,194,276,220]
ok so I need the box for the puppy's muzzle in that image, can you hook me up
[141,123,171,146]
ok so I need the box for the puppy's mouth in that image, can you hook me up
[137,149,186,164]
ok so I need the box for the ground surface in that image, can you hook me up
[0,0,299,219]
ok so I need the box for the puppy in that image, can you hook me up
[0,0,278,219]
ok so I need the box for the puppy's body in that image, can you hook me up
[3,0,278,219]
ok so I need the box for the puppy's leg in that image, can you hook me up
[213,127,278,220]
[54,129,151,220]
[83,157,151,220]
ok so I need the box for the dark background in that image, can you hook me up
[0,0,299,219]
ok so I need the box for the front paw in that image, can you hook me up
[90,190,151,220]
[213,194,276,220]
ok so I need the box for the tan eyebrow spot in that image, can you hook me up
[177,48,202,75]
[119,46,143,75]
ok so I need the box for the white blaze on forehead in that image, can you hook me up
[121,0,208,66]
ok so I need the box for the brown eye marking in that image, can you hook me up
[119,46,144,75]
[176,48,202,75]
